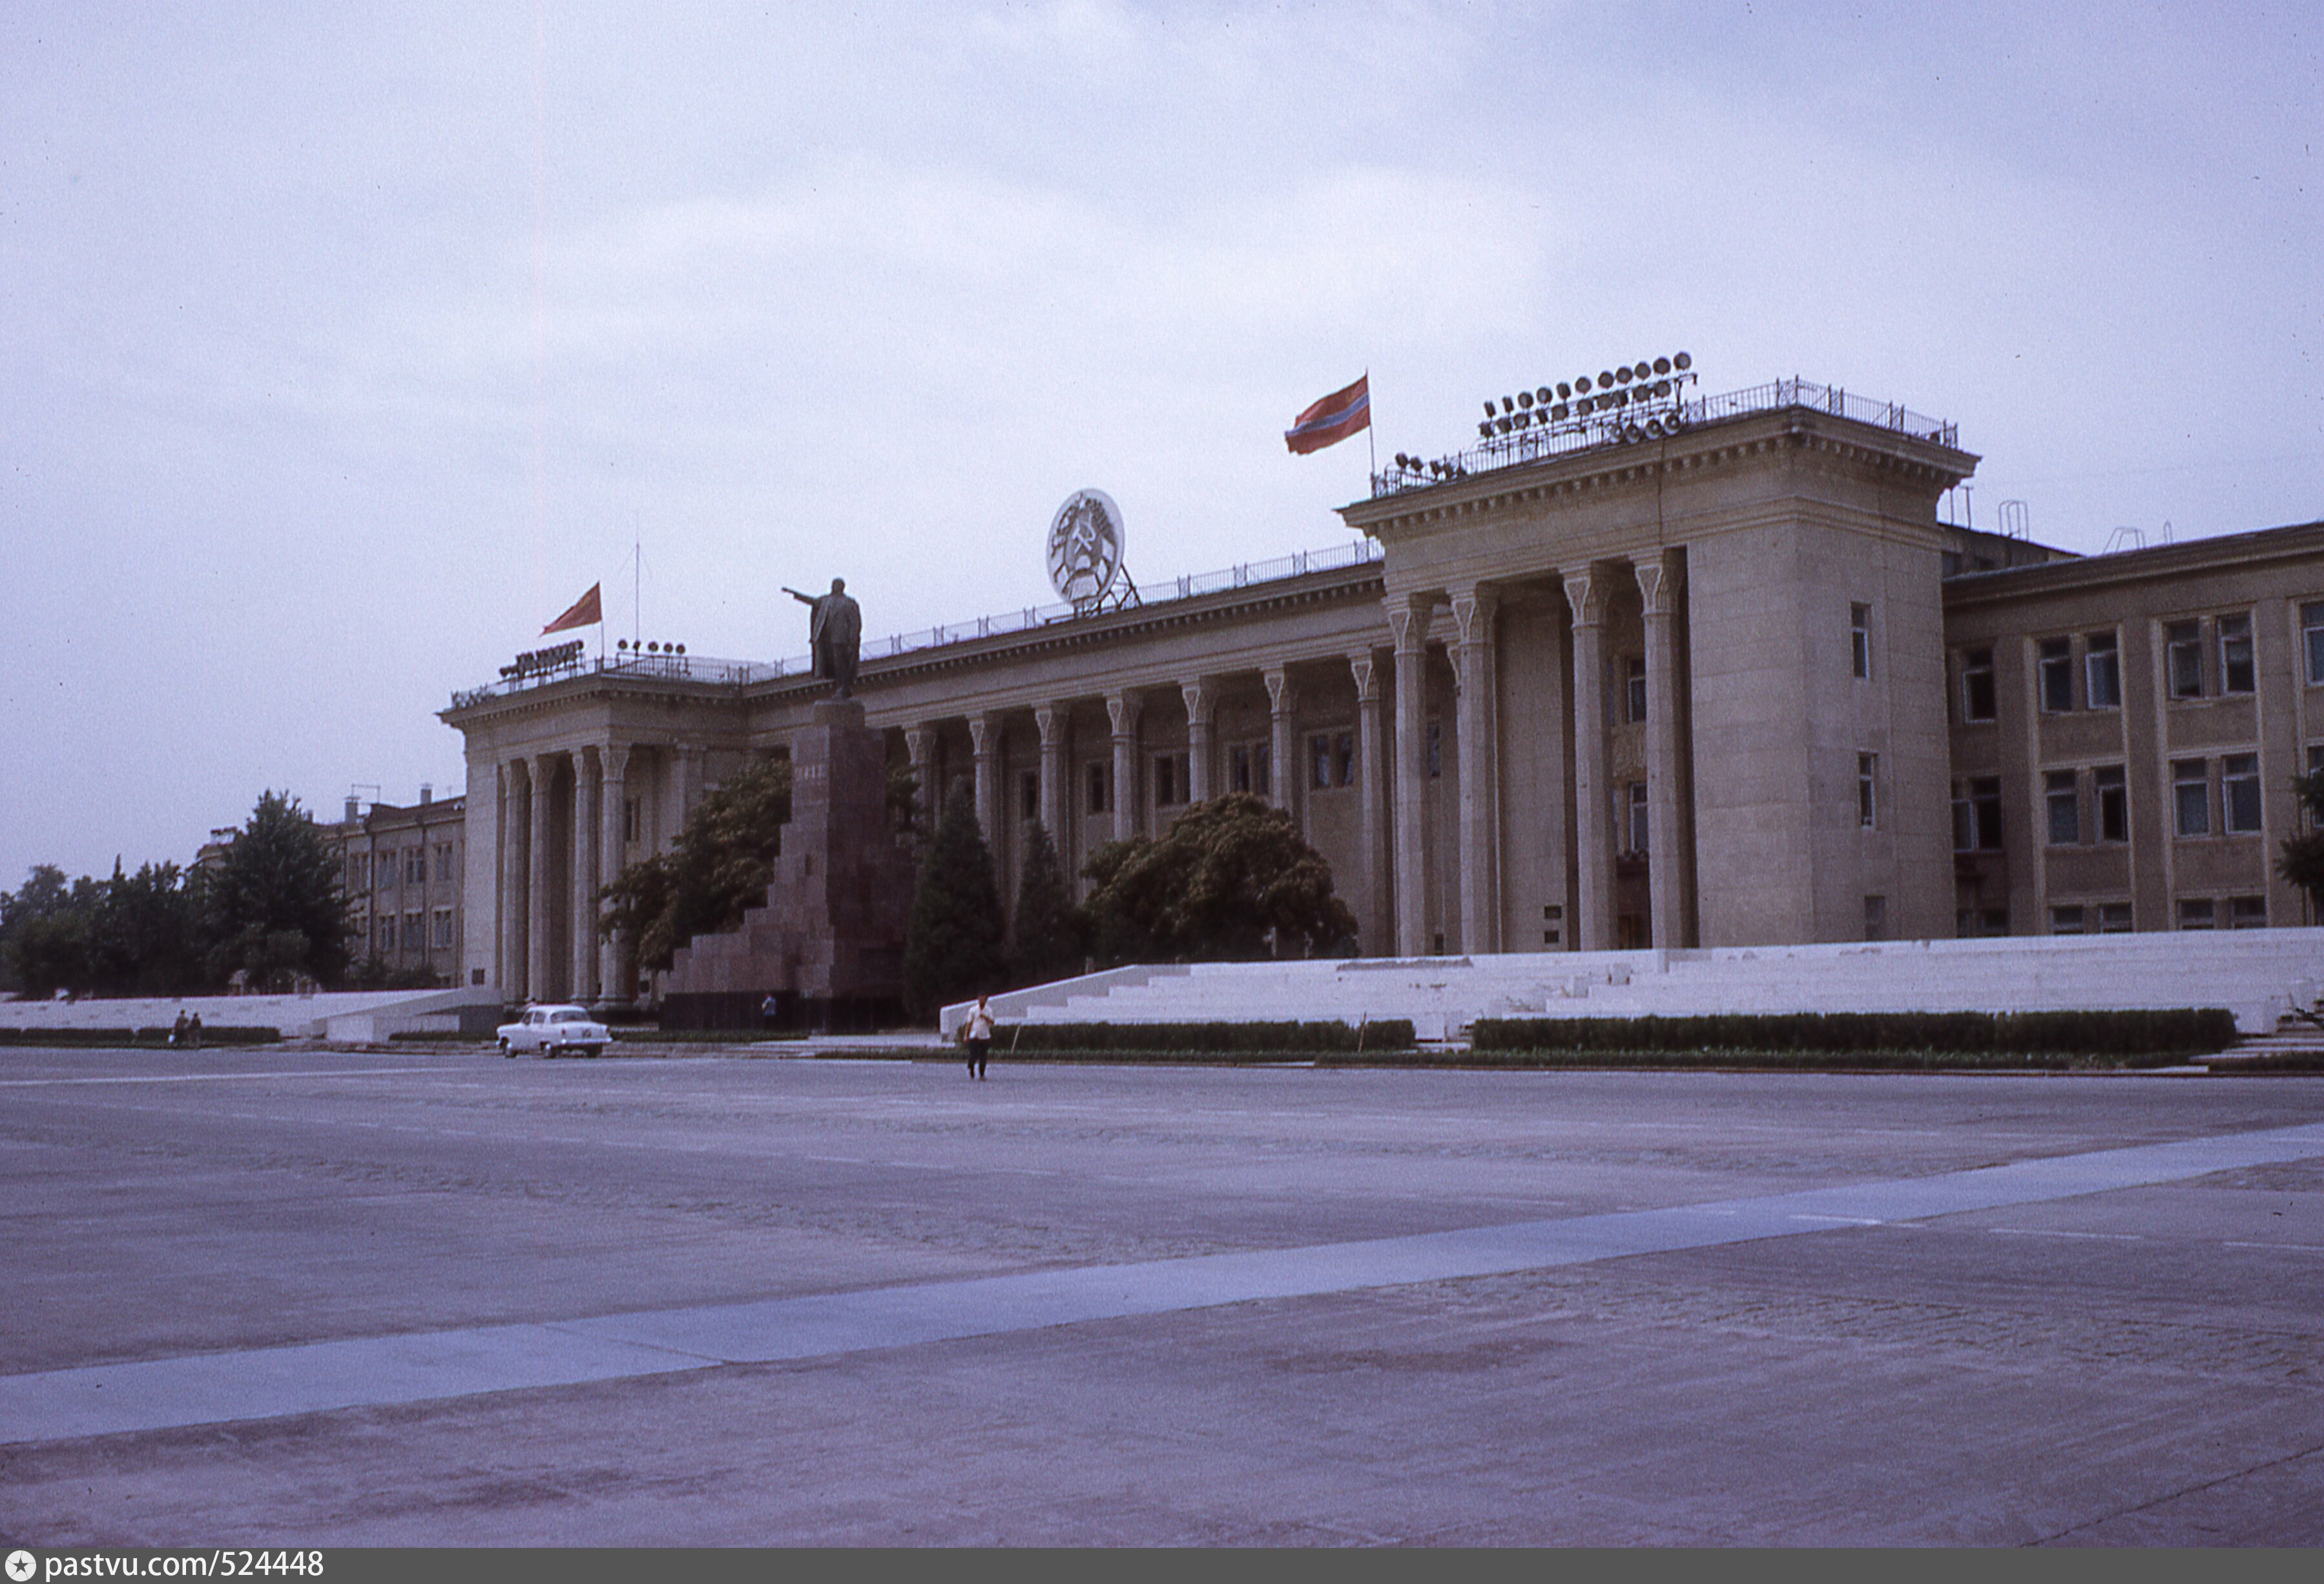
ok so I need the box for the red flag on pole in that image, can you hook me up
[1284,375,1371,455]
[541,583,603,634]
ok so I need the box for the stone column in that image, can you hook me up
[598,745,629,1001]
[1350,649,1391,955]
[527,753,557,1000]
[1636,555,1688,948]
[1451,583,1500,955]
[1035,705,1068,842]
[970,712,1003,846]
[1387,596,1432,956]
[674,744,707,836]
[1565,572,1615,952]
[573,748,599,1003]
[904,724,937,831]
[1263,666,1299,824]
[1106,691,1143,843]
[1181,680,1216,804]
[501,759,528,998]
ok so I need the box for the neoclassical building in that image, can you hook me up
[439,379,2323,1006]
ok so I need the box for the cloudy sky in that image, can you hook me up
[3,1,2316,890]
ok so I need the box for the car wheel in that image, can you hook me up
[582,1045,603,1059]
[500,1038,512,1058]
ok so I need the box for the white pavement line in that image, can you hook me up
[0,1068,441,1088]
[3,1120,2319,1446]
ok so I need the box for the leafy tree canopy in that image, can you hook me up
[1079,792,1357,968]
[2277,769,2324,915]
[1008,820,1081,989]
[601,755,791,973]
[903,779,1006,1016]
[205,791,352,990]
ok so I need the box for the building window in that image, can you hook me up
[2038,638,2073,713]
[379,915,397,951]
[2219,612,2256,693]
[1021,769,1041,822]
[2084,630,2121,710]
[1953,776,2003,851]
[352,915,368,941]
[1335,733,1356,787]
[1858,754,1877,829]
[2049,905,2084,935]
[406,849,424,886]
[2230,895,2268,930]
[1086,762,1109,816]
[2177,898,2216,930]
[1542,902,1562,947]
[405,910,421,950]
[1426,720,1442,778]
[2096,902,2133,933]
[1982,907,2010,936]
[436,843,454,883]
[431,909,453,948]
[1851,603,1873,680]
[1960,648,1996,722]
[2095,766,2128,843]
[1229,742,1271,798]
[2172,760,2210,837]
[2046,769,2079,845]
[1626,657,1648,722]
[1309,734,1333,791]
[2305,602,2324,685]
[2166,620,2203,700]
[1155,752,1190,808]
[2223,753,2262,833]
[347,855,364,891]
[1626,781,1649,853]
[623,798,641,844]
[1863,893,1887,941]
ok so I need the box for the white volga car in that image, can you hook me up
[497,1004,610,1059]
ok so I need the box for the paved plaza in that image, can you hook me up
[1,1047,2321,1546]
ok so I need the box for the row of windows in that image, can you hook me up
[1072,734,1365,818]
[1958,753,2284,850]
[350,909,456,952]
[344,842,457,893]
[2048,897,2268,933]
[1960,603,2324,722]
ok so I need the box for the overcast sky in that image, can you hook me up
[3,1,2317,890]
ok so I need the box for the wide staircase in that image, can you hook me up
[946,930,2324,1044]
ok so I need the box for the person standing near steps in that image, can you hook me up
[964,995,995,1081]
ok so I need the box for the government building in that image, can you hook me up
[437,376,2324,1008]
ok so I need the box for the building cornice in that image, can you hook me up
[1341,406,1978,541]
[1942,519,2324,609]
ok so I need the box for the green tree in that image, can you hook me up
[203,791,352,990]
[1008,820,1080,988]
[2278,769,2324,919]
[599,755,791,974]
[1078,792,1358,967]
[88,860,205,996]
[902,779,1006,1016]
[0,865,82,995]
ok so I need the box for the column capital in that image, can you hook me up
[1634,556,1684,617]
[1033,703,1069,745]
[1262,665,1297,718]
[1384,593,1433,654]
[1106,691,1143,738]
[968,713,1002,757]
[1562,570,1610,627]
[904,724,935,761]
[1348,651,1380,703]
[1448,584,1499,648]
[1179,679,1216,725]
[601,743,631,782]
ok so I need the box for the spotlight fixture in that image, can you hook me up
[1517,390,1533,408]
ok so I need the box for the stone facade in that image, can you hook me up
[435,388,2324,1006]
[322,790,468,984]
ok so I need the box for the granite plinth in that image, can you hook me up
[663,700,915,1029]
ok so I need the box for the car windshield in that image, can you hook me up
[551,1010,586,1023]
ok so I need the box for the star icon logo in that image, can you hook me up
[6,1550,36,1583]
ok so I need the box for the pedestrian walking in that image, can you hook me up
[964,995,995,1081]
[187,1012,203,1051]
[169,1010,188,1049]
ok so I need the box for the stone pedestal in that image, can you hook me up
[662,700,915,1031]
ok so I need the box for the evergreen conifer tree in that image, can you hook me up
[1009,820,1079,988]
[902,780,1006,1017]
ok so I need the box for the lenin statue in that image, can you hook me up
[787,578,862,697]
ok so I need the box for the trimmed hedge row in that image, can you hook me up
[1000,1019,1416,1055]
[1469,1008,2239,1058]
[0,1026,284,1048]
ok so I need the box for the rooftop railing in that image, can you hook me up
[450,537,1385,709]
[1369,377,1958,498]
